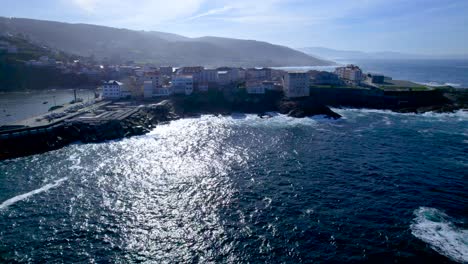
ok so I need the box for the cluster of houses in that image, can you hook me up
[25,56,112,80]
[26,56,61,67]
[18,57,385,100]
[102,66,316,99]
[334,64,387,86]
[334,64,363,85]
[0,40,18,54]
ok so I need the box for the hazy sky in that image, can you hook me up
[1,0,467,54]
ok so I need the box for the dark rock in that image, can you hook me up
[279,99,341,119]
[395,104,460,114]
[288,109,307,118]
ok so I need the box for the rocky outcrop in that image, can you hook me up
[394,90,468,113]
[278,100,342,119]
[395,104,460,114]
[170,91,342,119]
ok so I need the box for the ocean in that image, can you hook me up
[0,110,467,263]
[276,59,468,88]
[1,59,467,126]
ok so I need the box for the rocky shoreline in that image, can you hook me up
[0,99,341,161]
[0,89,466,161]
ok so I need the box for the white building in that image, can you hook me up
[197,69,218,84]
[142,72,162,87]
[217,71,230,85]
[247,68,272,81]
[283,72,310,98]
[334,65,363,83]
[217,68,245,85]
[227,68,242,82]
[171,76,193,95]
[144,81,173,98]
[102,80,130,99]
[245,81,265,94]
[176,66,203,76]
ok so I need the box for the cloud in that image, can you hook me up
[68,0,345,28]
[69,0,205,27]
[71,0,97,12]
[63,0,468,54]
[187,5,235,21]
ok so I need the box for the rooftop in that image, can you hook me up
[104,80,123,85]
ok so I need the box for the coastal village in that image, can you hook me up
[1,36,428,100]
[16,54,433,101]
[1,37,464,160]
[1,34,442,101]
[100,64,417,100]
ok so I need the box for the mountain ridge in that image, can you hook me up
[0,17,332,67]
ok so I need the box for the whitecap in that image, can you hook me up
[410,207,468,263]
[0,177,68,210]
[334,108,468,120]
[445,83,462,88]
[416,81,462,88]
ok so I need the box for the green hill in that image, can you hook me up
[0,17,332,67]
[0,35,96,91]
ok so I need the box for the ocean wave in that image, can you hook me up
[147,114,333,132]
[410,207,468,263]
[445,83,463,88]
[333,108,468,119]
[0,177,68,210]
[417,81,462,87]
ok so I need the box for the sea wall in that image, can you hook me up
[0,103,177,160]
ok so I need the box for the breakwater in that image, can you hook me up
[0,102,177,160]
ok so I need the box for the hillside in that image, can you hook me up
[0,35,96,91]
[0,17,331,67]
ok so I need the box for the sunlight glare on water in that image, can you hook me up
[0,111,467,263]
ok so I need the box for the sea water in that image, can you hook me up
[276,59,468,88]
[0,110,466,263]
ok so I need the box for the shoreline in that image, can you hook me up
[1,88,467,161]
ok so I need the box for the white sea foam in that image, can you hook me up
[147,114,327,133]
[0,178,68,210]
[417,81,462,87]
[334,108,468,120]
[410,207,468,263]
[445,83,463,88]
